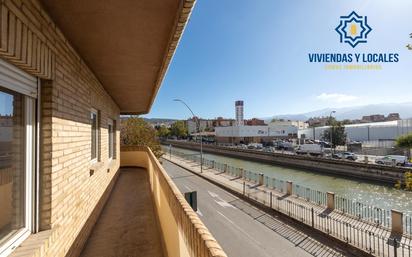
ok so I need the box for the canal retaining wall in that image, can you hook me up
[163,141,408,184]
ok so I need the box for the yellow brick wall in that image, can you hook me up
[0,0,121,256]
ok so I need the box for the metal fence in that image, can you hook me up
[170,149,412,254]
[265,193,411,257]
[335,195,392,228]
[293,184,327,206]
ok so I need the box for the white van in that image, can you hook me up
[296,144,323,156]
[375,155,407,166]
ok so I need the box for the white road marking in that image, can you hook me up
[214,199,236,209]
[208,190,219,198]
[216,211,266,250]
[208,190,235,209]
[207,191,236,209]
[197,209,203,217]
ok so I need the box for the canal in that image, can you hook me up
[163,145,412,216]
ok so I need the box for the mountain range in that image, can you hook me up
[264,102,412,122]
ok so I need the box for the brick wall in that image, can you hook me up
[0,0,121,256]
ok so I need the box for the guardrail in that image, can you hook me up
[170,149,412,257]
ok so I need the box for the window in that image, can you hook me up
[108,119,114,160]
[0,86,35,255]
[91,110,98,162]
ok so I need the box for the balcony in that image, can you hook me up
[80,146,226,257]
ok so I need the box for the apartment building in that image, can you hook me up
[0,1,225,257]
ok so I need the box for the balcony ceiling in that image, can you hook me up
[40,0,194,114]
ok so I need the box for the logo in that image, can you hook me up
[335,11,372,48]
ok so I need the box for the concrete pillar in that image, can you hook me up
[327,192,335,210]
[240,168,244,178]
[391,209,404,234]
[223,164,227,173]
[286,181,293,195]
[211,160,215,169]
[364,156,368,164]
[258,173,264,185]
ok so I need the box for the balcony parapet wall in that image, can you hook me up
[120,146,227,257]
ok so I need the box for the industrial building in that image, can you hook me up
[298,119,412,143]
[215,125,270,144]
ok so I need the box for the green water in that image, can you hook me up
[162,145,412,216]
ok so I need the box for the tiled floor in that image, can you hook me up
[80,167,163,257]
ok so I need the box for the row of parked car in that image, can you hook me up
[230,142,412,167]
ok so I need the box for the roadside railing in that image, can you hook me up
[293,184,327,206]
[265,195,411,257]
[334,196,392,228]
[169,149,412,257]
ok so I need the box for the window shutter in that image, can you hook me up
[0,59,37,98]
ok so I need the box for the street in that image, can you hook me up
[161,159,352,257]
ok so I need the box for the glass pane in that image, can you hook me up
[91,113,97,160]
[0,87,25,247]
[108,124,113,158]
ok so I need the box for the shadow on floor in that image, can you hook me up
[80,167,163,257]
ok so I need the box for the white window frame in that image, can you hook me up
[90,109,99,163]
[107,119,114,161]
[0,91,36,257]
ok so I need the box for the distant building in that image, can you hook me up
[361,113,401,123]
[268,120,308,138]
[307,117,330,127]
[362,114,385,123]
[0,115,12,142]
[215,125,270,144]
[186,117,214,134]
[212,117,235,127]
[386,113,401,121]
[245,118,266,126]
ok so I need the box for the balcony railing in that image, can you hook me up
[120,146,227,257]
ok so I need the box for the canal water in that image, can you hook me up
[163,145,412,216]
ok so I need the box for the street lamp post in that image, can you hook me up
[173,99,203,173]
[329,111,336,151]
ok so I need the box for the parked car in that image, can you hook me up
[238,144,248,149]
[274,141,294,151]
[341,152,357,161]
[263,147,274,153]
[375,155,407,166]
[247,143,263,150]
[296,144,323,156]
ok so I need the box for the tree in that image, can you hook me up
[322,121,347,148]
[169,120,188,138]
[156,125,170,138]
[120,117,163,158]
[396,133,412,158]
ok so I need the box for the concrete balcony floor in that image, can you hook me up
[80,167,163,257]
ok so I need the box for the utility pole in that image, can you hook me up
[173,99,203,173]
[329,111,336,151]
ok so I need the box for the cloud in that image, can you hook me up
[316,93,359,103]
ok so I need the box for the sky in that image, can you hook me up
[0,92,12,116]
[144,0,412,120]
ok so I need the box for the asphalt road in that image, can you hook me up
[162,159,351,257]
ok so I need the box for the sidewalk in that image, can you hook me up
[165,154,412,257]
